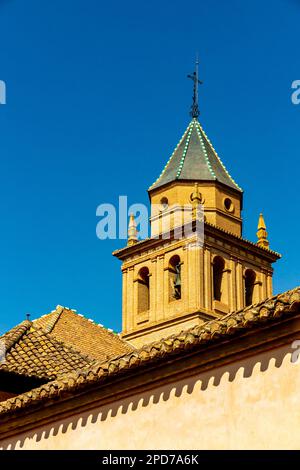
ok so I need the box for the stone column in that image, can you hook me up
[127,266,135,331]
[230,257,237,312]
[148,269,153,322]
[261,269,268,300]
[267,272,273,297]
[253,270,261,304]
[236,261,244,310]
[199,247,205,310]
[186,243,196,312]
[181,246,189,311]
[257,270,264,302]
[122,268,128,333]
[163,264,169,319]
[204,248,212,311]
[261,270,268,300]
[222,262,231,309]
[156,255,164,322]
[150,258,157,322]
[194,245,201,311]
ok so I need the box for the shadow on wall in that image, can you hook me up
[3,344,298,450]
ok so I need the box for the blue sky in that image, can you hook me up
[0,0,299,333]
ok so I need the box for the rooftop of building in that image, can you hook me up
[149,118,242,193]
[0,286,299,420]
[0,306,134,382]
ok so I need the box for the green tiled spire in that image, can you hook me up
[149,119,242,192]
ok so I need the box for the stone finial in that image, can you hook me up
[257,213,269,249]
[127,213,138,246]
[191,183,202,219]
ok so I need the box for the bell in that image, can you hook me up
[174,263,181,287]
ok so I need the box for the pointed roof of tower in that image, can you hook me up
[149,118,242,193]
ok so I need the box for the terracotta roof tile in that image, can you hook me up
[33,307,134,361]
[0,322,93,380]
[0,286,299,418]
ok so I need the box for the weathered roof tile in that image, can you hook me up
[0,287,299,419]
[33,307,134,362]
[0,324,92,380]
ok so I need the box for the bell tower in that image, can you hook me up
[113,63,280,347]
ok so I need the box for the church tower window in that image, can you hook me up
[137,267,150,313]
[245,269,256,306]
[213,256,225,302]
[168,255,182,301]
[115,62,280,346]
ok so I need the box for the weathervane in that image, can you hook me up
[187,56,203,119]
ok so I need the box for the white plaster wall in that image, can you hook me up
[2,343,300,450]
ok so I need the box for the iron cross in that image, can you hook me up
[187,58,203,119]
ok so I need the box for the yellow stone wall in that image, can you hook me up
[119,178,274,347]
[149,182,242,237]
[3,342,300,450]
[124,315,205,349]
[122,236,273,347]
